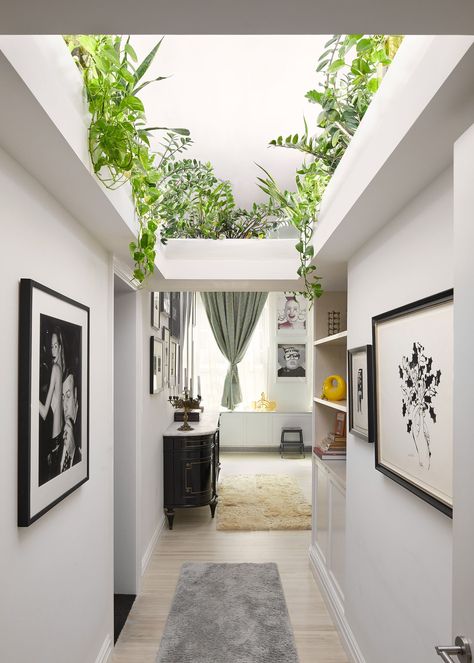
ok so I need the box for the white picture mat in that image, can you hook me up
[351,349,369,435]
[375,301,453,506]
[30,288,88,518]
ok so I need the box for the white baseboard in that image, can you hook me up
[309,545,366,663]
[95,634,113,663]
[141,513,166,575]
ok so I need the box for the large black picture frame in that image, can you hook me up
[18,279,90,526]
[348,345,374,442]
[372,289,453,517]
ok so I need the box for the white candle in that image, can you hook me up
[184,367,187,391]
[198,376,201,396]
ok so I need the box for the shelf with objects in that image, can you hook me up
[310,290,347,614]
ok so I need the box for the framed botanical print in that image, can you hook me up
[151,292,160,329]
[348,345,374,442]
[18,279,90,526]
[150,336,164,394]
[372,289,453,517]
[162,326,170,388]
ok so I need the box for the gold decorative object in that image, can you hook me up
[169,390,202,431]
[251,392,277,412]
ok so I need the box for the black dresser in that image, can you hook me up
[163,417,220,529]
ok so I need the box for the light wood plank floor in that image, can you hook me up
[112,453,348,663]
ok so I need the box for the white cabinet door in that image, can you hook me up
[219,413,243,447]
[243,414,272,446]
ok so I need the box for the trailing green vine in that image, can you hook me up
[66,34,192,282]
[259,34,403,301]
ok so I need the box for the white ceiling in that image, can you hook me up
[134,35,327,208]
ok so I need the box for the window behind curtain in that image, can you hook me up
[194,294,269,410]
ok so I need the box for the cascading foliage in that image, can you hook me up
[67,34,402,299]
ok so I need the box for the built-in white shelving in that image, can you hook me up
[313,397,347,413]
[314,330,347,347]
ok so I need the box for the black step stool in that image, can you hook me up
[280,427,305,458]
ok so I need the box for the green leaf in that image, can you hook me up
[77,35,97,55]
[122,95,144,112]
[135,37,164,83]
[132,76,169,95]
[356,38,372,53]
[367,77,380,93]
[125,43,138,62]
[316,59,329,72]
[328,58,345,73]
[295,241,304,252]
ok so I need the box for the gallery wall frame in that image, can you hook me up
[170,292,181,339]
[160,292,171,329]
[372,289,454,517]
[348,345,374,442]
[276,341,307,382]
[150,336,164,394]
[151,291,160,329]
[276,292,307,335]
[18,279,90,526]
[162,326,170,388]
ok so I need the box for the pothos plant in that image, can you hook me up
[259,34,403,301]
[67,35,284,281]
[65,34,192,283]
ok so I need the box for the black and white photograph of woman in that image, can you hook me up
[38,314,82,485]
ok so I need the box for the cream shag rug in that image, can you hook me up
[216,474,311,531]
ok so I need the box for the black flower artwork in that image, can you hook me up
[399,342,441,469]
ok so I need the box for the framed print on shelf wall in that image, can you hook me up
[276,342,306,382]
[150,336,164,394]
[372,289,454,517]
[151,292,160,329]
[276,292,307,335]
[18,279,90,527]
[348,345,374,442]
[162,326,170,388]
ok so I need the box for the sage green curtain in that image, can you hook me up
[201,292,268,410]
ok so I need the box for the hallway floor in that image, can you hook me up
[112,452,348,663]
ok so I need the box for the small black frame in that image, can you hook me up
[347,345,374,442]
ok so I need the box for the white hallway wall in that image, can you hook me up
[0,146,114,663]
[346,167,453,662]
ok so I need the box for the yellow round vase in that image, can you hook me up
[322,375,347,401]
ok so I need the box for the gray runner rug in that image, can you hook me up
[156,562,299,663]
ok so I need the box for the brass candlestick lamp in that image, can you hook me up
[168,389,202,431]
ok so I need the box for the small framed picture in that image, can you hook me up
[160,292,171,315]
[276,292,307,335]
[162,326,170,388]
[170,292,181,339]
[373,289,453,517]
[348,345,374,442]
[151,292,160,329]
[18,279,90,526]
[170,340,177,388]
[150,336,164,394]
[276,343,306,382]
